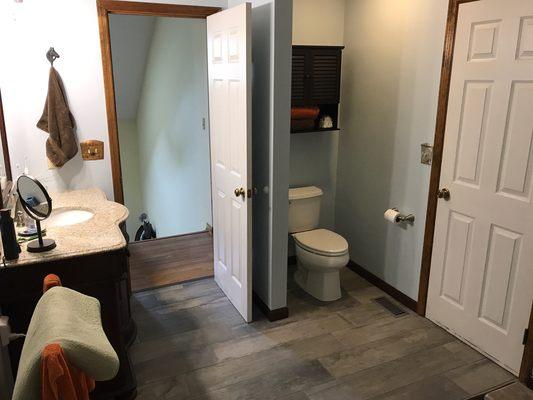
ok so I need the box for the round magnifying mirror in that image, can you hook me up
[17,175,56,252]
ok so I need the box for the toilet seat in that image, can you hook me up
[293,229,348,257]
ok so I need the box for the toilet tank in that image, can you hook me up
[288,186,323,233]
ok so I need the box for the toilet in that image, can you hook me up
[289,186,349,301]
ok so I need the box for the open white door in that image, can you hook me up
[207,3,252,322]
[427,0,533,374]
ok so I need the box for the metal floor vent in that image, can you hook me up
[373,296,407,317]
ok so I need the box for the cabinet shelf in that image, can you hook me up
[291,128,340,134]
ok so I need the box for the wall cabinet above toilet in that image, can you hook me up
[291,45,344,133]
[292,45,343,106]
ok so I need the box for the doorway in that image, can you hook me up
[109,14,213,244]
[104,7,216,291]
[98,1,254,322]
[419,0,533,383]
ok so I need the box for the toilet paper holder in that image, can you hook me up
[392,208,415,223]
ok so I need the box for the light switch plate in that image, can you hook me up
[81,140,104,161]
[421,143,433,165]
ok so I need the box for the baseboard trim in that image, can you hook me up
[347,260,417,312]
[253,291,289,322]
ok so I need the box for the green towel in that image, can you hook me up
[12,287,119,400]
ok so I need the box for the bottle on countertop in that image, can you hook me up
[0,208,21,261]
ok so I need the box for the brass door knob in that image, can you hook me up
[437,188,450,200]
[234,187,245,198]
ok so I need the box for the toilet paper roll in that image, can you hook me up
[384,209,400,224]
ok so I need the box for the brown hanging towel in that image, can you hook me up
[37,67,78,167]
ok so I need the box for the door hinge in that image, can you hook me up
[523,328,529,345]
[246,188,257,198]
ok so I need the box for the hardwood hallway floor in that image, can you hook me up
[129,266,516,399]
[129,231,213,292]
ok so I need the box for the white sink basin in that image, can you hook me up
[46,208,95,227]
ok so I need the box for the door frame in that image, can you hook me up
[96,0,221,204]
[417,0,533,387]
[0,91,13,209]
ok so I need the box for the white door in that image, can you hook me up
[207,3,252,322]
[427,0,533,374]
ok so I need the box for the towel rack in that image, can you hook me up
[46,47,60,66]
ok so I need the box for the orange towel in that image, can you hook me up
[291,106,320,120]
[43,274,62,293]
[41,275,95,399]
[41,343,95,400]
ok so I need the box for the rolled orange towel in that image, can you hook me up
[41,343,95,400]
[43,274,62,293]
[291,106,320,120]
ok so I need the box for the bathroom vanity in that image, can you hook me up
[0,188,136,399]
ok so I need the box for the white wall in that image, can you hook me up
[290,0,345,230]
[109,15,155,120]
[135,17,212,238]
[290,132,339,229]
[110,15,212,239]
[0,0,114,196]
[109,14,155,239]
[292,0,345,46]
[336,0,448,300]
[0,0,226,201]
[117,119,143,239]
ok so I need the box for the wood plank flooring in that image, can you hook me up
[130,266,516,399]
[129,231,213,292]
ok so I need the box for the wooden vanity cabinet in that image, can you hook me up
[0,248,137,400]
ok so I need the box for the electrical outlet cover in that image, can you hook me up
[80,140,104,161]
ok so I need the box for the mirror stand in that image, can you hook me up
[17,175,56,253]
[26,219,56,253]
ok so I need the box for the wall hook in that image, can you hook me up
[46,47,60,66]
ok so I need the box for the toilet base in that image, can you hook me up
[294,262,342,302]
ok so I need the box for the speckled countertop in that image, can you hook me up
[1,188,128,267]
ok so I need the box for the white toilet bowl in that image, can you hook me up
[292,229,349,301]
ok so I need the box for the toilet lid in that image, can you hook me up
[293,229,349,256]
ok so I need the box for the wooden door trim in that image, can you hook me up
[417,0,533,386]
[520,302,533,387]
[96,0,221,204]
[417,0,478,316]
[0,91,13,209]
[98,0,221,18]
[0,91,12,182]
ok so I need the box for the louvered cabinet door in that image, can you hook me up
[291,46,343,107]
[291,48,307,106]
[309,48,342,105]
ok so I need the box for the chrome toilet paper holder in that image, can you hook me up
[392,208,415,223]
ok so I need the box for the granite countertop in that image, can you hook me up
[1,187,129,267]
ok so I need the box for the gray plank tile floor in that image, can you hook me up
[130,266,516,399]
